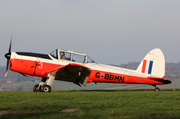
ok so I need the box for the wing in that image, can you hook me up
[47,63,91,87]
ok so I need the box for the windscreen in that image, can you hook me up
[50,50,58,59]
[87,55,95,63]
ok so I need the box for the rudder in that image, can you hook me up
[136,48,165,78]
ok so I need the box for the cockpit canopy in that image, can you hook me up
[50,49,95,64]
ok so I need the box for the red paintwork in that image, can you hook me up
[9,58,171,85]
[10,58,36,76]
[142,59,147,73]
[10,58,60,77]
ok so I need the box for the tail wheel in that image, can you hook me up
[41,84,51,93]
[155,87,160,91]
[33,84,41,92]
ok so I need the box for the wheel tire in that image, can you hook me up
[33,84,41,92]
[41,85,51,93]
[155,87,160,91]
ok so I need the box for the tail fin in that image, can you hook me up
[136,48,165,78]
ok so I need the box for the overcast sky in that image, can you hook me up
[0,0,180,66]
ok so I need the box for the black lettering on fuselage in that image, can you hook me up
[120,76,125,82]
[95,72,125,82]
[104,74,109,79]
[95,72,100,78]
[109,75,114,80]
[115,75,119,81]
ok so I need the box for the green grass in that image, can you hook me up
[0,89,180,119]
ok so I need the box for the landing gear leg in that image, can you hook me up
[41,74,55,93]
[152,85,160,91]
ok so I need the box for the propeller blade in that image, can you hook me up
[5,59,9,78]
[8,37,12,53]
[5,38,12,78]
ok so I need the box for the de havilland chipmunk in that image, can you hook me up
[4,39,171,92]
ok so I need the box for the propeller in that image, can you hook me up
[4,38,12,78]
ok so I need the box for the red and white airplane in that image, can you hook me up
[5,40,171,92]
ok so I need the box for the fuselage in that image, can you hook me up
[9,51,171,85]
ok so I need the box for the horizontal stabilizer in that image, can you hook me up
[148,76,171,84]
[148,77,167,80]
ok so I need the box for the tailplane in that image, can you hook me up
[136,48,165,78]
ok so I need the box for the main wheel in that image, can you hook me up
[41,84,51,93]
[33,84,41,92]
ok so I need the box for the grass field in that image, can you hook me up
[0,89,180,119]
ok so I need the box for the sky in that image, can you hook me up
[0,0,180,66]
